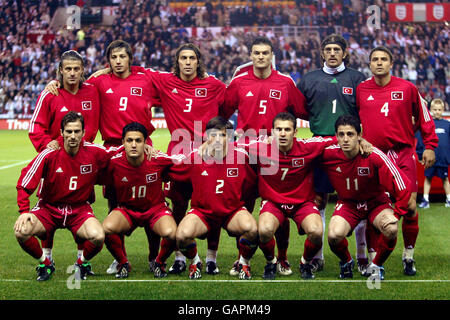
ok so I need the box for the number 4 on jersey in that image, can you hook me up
[380,102,389,116]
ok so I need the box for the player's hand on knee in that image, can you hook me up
[14,213,34,234]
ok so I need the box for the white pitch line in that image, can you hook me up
[0,160,31,170]
[1,279,449,283]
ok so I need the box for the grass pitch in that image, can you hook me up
[0,129,449,302]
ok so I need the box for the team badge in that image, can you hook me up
[292,158,304,167]
[81,101,92,110]
[227,168,238,177]
[131,87,143,96]
[195,88,207,97]
[342,87,353,95]
[269,89,281,100]
[146,173,157,183]
[357,167,370,176]
[80,164,92,174]
[391,91,403,100]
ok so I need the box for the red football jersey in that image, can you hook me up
[17,141,112,213]
[102,151,181,212]
[254,136,336,204]
[356,76,438,151]
[220,68,308,135]
[169,145,257,215]
[87,69,159,144]
[29,84,100,152]
[137,67,226,143]
[320,145,411,216]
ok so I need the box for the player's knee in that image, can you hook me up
[102,220,115,235]
[160,225,177,241]
[381,223,397,240]
[307,227,323,245]
[14,230,28,243]
[258,223,275,243]
[327,229,344,246]
[89,227,105,246]
[176,227,193,246]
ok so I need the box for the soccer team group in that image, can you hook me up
[14,34,442,282]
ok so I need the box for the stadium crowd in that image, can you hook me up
[0,0,449,118]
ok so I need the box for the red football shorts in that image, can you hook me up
[332,194,393,233]
[31,200,96,240]
[187,206,248,238]
[260,200,320,235]
[385,146,418,192]
[115,203,173,236]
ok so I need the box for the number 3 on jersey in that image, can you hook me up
[184,98,193,112]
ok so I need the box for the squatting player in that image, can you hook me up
[101,122,181,278]
[321,115,411,280]
[14,112,112,281]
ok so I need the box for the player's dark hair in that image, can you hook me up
[335,115,361,134]
[106,40,133,67]
[205,116,233,133]
[58,50,85,89]
[122,122,148,140]
[320,34,350,65]
[173,43,207,79]
[272,112,297,130]
[369,46,393,63]
[250,36,274,53]
[61,111,85,131]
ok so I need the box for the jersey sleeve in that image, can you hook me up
[288,79,308,120]
[16,149,55,213]
[28,90,55,152]
[219,78,240,120]
[373,148,412,216]
[413,88,438,150]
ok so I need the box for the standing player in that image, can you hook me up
[137,43,227,275]
[298,34,368,273]
[28,50,100,270]
[255,112,337,280]
[101,122,180,278]
[45,40,161,274]
[356,46,438,275]
[416,99,450,209]
[220,36,308,277]
[321,115,411,280]
[174,117,259,280]
[14,112,111,281]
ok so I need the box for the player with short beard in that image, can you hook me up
[356,46,438,276]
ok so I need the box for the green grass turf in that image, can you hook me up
[0,129,449,301]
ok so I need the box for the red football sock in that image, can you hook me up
[259,237,276,261]
[156,238,176,264]
[275,220,290,261]
[239,237,258,260]
[40,229,54,249]
[402,212,419,249]
[20,237,43,260]
[373,234,397,266]
[145,226,160,262]
[105,234,128,264]
[302,238,322,262]
[180,241,197,260]
[207,227,221,251]
[365,222,379,253]
[329,238,352,263]
[81,239,103,261]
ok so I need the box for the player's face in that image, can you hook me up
[109,47,131,76]
[207,128,229,157]
[336,125,361,154]
[60,59,84,88]
[322,44,346,68]
[251,44,273,70]
[62,120,85,151]
[123,131,145,160]
[178,49,198,81]
[369,51,393,77]
[430,104,444,119]
[273,119,297,152]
